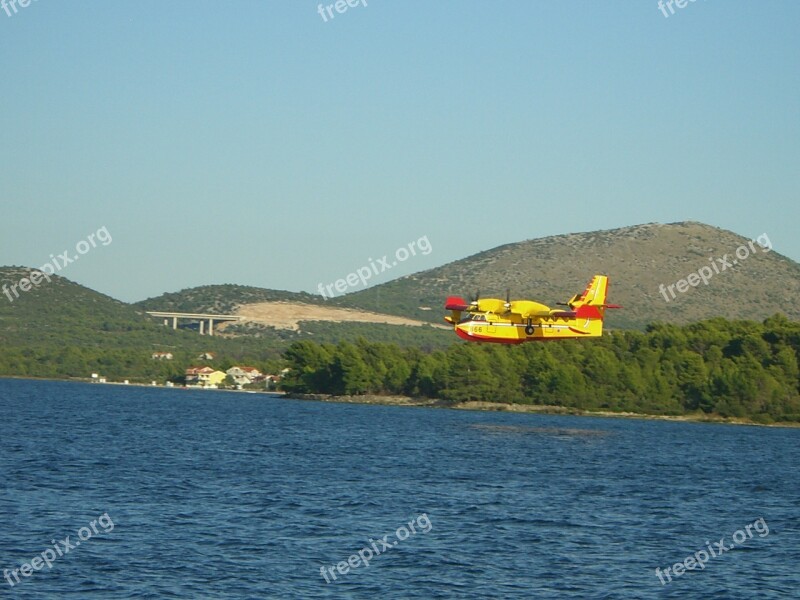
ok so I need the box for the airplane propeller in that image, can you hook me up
[470,289,480,307]
[504,288,511,311]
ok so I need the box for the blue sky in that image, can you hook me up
[1,1,798,302]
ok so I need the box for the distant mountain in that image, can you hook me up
[332,222,800,329]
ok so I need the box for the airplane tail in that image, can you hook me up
[566,275,622,321]
[444,296,469,326]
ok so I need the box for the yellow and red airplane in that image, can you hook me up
[444,275,621,343]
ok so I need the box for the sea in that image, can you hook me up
[0,378,798,599]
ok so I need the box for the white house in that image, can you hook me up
[226,366,263,386]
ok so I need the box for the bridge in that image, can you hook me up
[146,311,244,336]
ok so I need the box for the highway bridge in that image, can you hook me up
[146,311,244,336]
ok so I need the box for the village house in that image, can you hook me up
[151,352,174,360]
[185,366,226,388]
[226,366,263,386]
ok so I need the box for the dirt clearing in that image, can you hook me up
[232,301,444,331]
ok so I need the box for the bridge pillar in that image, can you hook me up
[208,319,214,336]
[172,317,177,330]
[199,321,205,335]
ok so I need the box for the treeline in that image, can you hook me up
[280,315,800,423]
[0,347,284,383]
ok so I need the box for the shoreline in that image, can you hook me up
[0,375,282,395]
[284,393,800,428]
[1,376,796,427]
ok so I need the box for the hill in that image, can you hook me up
[0,268,451,381]
[0,266,153,347]
[134,284,450,343]
[135,284,321,314]
[132,222,798,331]
[333,222,800,329]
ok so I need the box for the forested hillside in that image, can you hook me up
[0,268,452,381]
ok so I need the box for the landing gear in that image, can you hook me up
[525,320,535,336]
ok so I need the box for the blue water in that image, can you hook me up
[1,379,798,599]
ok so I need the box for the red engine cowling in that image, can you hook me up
[445,296,469,311]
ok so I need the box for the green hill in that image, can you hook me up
[0,267,452,380]
[0,266,292,379]
[0,266,153,347]
[135,284,323,314]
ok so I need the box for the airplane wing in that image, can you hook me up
[515,309,555,319]
[509,301,552,319]
[511,307,577,319]
[548,310,577,318]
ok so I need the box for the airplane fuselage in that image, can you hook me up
[453,312,602,343]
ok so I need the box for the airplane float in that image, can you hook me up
[444,275,621,343]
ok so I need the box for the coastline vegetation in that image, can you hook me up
[280,315,800,424]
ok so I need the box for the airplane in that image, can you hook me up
[444,275,621,343]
